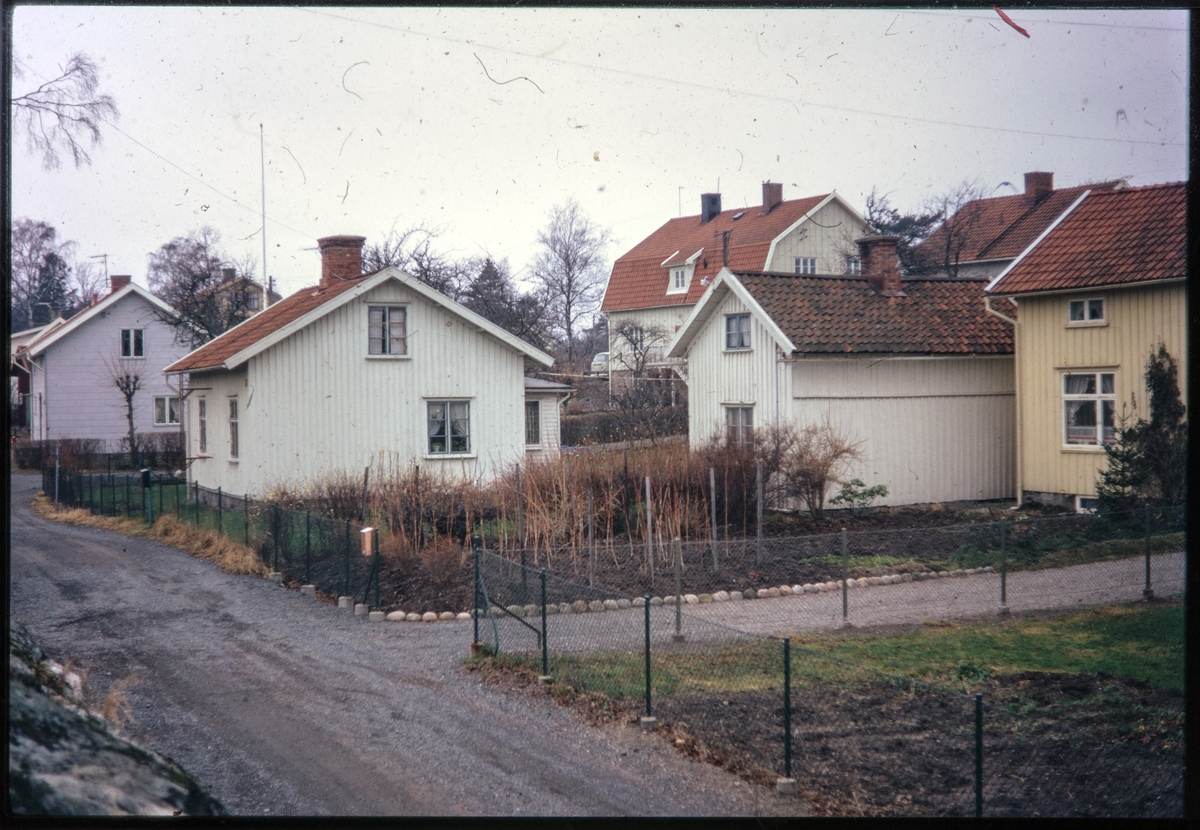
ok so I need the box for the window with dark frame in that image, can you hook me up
[1063,372,1115,446]
[525,400,540,445]
[725,313,751,350]
[120,328,144,357]
[368,305,407,355]
[428,400,470,454]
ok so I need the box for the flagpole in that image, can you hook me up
[260,122,269,308]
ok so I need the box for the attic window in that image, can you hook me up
[794,257,817,276]
[667,266,691,295]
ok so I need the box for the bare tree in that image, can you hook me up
[530,199,612,367]
[362,224,473,300]
[147,227,258,347]
[11,219,77,330]
[605,320,683,444]
[915,179,995,278]
[12,53,119,170]
[459,257,550,348]
[780,419,864,520]
[106,355,143,467]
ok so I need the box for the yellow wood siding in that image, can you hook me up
[1015,281,1187,499]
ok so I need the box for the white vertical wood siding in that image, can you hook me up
[765,200,867,274]
[606,306,693,368]
[187,279,533,496]
[790,356,1015,505]
[524,393,562,460]
[32,293,189,447]
[683,292,790,443]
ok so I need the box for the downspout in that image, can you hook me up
[985,295,1021,506]
[165,371,188,476]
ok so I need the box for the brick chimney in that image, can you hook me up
[221,267,236,282]
[761,181,783,214]
[700,193,722,224]
[855,236,905,297]
[1024,171,1053,202]
[317,235,366,287]
[109,275,132,295]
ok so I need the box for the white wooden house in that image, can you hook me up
[14,277,189,449]
[165,236,563,495]
[667,237,1016,506]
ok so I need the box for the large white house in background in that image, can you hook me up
[600,181,870,375]
[13,276,190,449]
[667,236,1016,507]
[165,235,565,496]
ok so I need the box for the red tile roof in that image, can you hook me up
[986,182,1187,295]
[165,276,370,372]
[601,194,831,312]
[917,180,1123,267]
[736,272,1012,355]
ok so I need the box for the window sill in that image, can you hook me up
[1061,445,1110,453]
[424,453,476,461]
[724,347,752,353]
[228,458,240,464]
[365,354,411,360]
[1065,320,1108,329]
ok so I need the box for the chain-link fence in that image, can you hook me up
[471,508,1185,818]
[42,468,384,609]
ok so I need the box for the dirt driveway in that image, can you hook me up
[8,474,802,817]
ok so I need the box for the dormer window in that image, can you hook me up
[666,263,694,295]
[673,269,686,290]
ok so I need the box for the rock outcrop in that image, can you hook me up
[8,622,224,816]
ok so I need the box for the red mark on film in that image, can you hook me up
[994,7,1031,38]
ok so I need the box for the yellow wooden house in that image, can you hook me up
[984,182,1187,510]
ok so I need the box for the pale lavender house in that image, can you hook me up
[14,276,190,450]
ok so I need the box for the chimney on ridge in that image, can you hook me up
[109,275,132,296]
[317,235,366,288]
[761,181,783,214]
[855,235,905,297]
[700,193,722,224]
[221,267,236,282]
[1024,171,1054,202]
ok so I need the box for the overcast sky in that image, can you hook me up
[10,6,1189,299]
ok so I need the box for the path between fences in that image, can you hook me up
[480,551,1187,653]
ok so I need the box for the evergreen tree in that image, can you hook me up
[1096,345,1187,511]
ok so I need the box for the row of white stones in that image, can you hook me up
[375,565,996,623]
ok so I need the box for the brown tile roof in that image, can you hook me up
[987,183,1187,295]
[165,276,369,372]
[601,194,830,312]
[917,180,1123,266]
[736,272,1012,355]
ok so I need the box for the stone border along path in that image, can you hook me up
[311,552,1184,638]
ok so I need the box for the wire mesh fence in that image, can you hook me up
[471,507,1185,818]
[42,468,384,608]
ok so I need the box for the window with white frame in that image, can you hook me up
[725,313,751,350]
[1063,372,1115,446]
[120,328,144,357]
[228,397,239,459]
[525,401,540,445]
[794,257,817,275]
[154,395,180,425]
[1068,298,1105,324]
[845,256,862,275]
[673,268,686,290]
[725,406,753,444]
[368,305,407,355]
[428,400,470,454]
[198,399,208,453]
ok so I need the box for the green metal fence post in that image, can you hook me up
[540,569,548,677]
[305,510,312,584]
[472,535,482,645]
[783,637,792,780]
[195,482,200,526]
[756,459,764,566]
[673,538,683,642]
[217,487,223,536]
[272,503,280,572]
[125,475,131,519]
[999,522,1008,613]
[244,498,250,548]
[1143,504,1154,600]
[373,528,380,610]
[841,528,849,621]
[344,519,351,597]
[644,595,653,719]
[975,692,984,818]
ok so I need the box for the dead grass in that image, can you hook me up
[32,493,267,576]
[100,675,138,726]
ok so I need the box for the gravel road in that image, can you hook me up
[9,474,802,817]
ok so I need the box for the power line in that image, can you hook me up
[300,8,1185,149]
